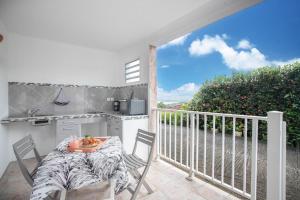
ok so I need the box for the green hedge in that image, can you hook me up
[160,112,188,126]
[188,62,300,146]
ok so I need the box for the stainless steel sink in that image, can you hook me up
[34,114,54,117]
[87,111,104,114]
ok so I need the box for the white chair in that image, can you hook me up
[13,135,61,199]
[123,129,156,200]
[13,135,42,187]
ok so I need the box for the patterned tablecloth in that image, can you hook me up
[30,136,129,200]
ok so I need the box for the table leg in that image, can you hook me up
[60,189,67,200]
[104,178,115,200]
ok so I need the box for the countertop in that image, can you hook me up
[0,112,149,124]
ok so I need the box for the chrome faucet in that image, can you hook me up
[27,108,40,117]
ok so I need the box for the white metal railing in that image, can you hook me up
[153,108,286,200]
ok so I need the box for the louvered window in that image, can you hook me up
[125,59,140,83]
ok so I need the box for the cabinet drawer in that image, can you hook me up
[57,118,83,126]
[61,125,80,131]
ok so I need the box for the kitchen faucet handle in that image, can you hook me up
[27,108,40,117]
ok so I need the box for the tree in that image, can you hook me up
[188,62,300,146]
[157,102,166,108]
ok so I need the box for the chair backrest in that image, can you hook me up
[13,135,41,186]
[132,129,156,162]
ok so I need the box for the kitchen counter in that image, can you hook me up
[1,112,149,124]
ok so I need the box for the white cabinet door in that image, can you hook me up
[81,117,107,137]
[56,119,82,144]
[122,118,149,160]
[105,117,149,160]
[107,118,122,138]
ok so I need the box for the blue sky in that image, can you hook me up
[157,0,300,103]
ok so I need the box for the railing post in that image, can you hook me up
[267,111,285,200]
[186,113,195,181]
[155,109,160,161]
[251,119,258,200]
[282,121,286,200]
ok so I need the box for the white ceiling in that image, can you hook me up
[0,0,260,51]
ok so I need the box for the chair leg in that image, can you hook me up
[127,183,135,195]
[142,180,153,194]
[132,169,153,194]
[143,181,153,194]
[130,179,143,200]
[129,170,139,179]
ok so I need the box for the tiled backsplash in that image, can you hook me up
[8,82,148,117]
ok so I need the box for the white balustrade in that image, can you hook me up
[153,108,286,200]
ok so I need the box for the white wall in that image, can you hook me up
[4,33,124,162]
[7,33,120,86]
[117,41,150,86]
[0,20,9,177]
[0,67,8,177]
[116,41,152,120]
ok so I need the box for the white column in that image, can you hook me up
[149,45,157,132]
[149,45,157,161]
[267,111,285,200]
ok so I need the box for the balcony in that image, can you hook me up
[0,108,287,200]
[151,108,287,200]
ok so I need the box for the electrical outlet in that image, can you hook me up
[111,97,114,101]
[107,97,110,101]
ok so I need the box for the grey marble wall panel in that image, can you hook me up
[8,82,148,117]
[114,85,148,100]
[114,84,148,113]
[53,86,86,115]
[9,84,28,117]
[86,87,116,112]
[9,84,57,117]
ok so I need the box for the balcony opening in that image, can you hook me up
[156,0,300,199]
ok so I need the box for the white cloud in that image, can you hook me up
[221,33,229,39]
[188,34,300,70]
[159,33,190,49]
[237,39,252,49]
[158,83,200,103]
[272,58,300,66]
[160,65,170,68]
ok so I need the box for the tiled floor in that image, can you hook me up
[0,158,240,200]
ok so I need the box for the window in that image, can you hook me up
[125,59,140,83]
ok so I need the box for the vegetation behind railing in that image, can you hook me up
[158,110,267,141]
[187,62,300,146]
